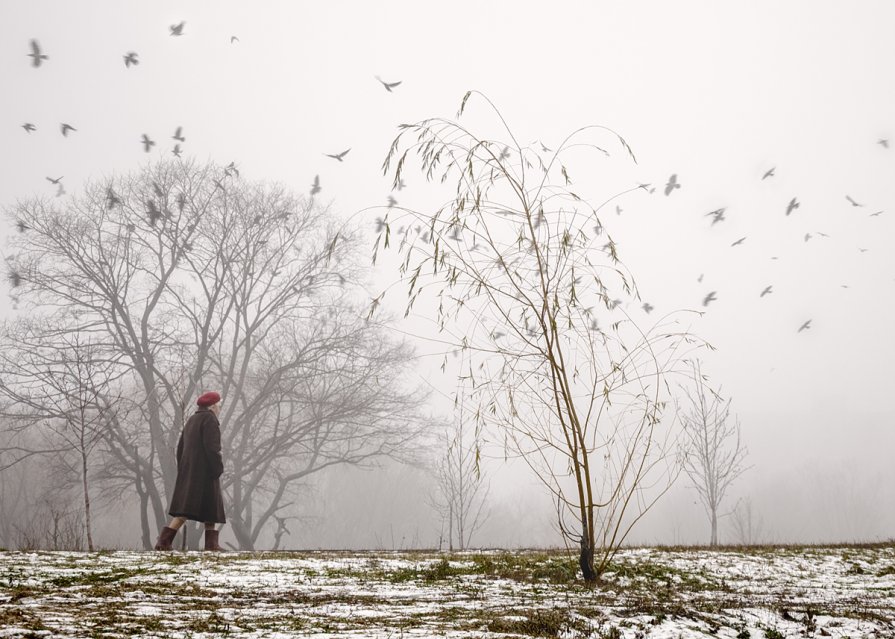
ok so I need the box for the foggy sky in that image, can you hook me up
[1,1,893,548]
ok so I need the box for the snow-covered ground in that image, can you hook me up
[0,545,892,638]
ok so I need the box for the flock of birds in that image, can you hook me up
[13,28,892,339]
[21,31,404,222]
[653,144,888,333]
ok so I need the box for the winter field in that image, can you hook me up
[0,544,893,638]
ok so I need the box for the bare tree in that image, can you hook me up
[0,439,37,548]
[729,497,766,546]
[429,410,490,551]
[3,158,426,549]
[14,491,84,551]
[377,93,704,582]
[0,442,85,551]
[678,360,748,546]
[0,325,127,551]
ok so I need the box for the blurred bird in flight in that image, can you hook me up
[28,40,48,67]
[375,76,402,92]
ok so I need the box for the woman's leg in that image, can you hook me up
[167,517,187,530]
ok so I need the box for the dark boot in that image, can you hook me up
[204,529,223,551]
[154,526,178,551]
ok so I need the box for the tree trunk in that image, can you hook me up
[81,449,94,552]
[230,519,255,551]
[135,453,151,549]
[710,507,718,547]
[579,533,597,584]
[448,500,454,552]
[139,494,150,549]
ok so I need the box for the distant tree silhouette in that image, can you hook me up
[678,360,748,546]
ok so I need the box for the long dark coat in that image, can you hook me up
[167,407,226,523]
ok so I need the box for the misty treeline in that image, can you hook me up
[0,102,767,573]
[0,159,428,550]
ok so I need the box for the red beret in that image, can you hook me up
[196,391,221,407]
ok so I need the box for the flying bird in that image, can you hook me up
[387,195,397,208]
[706,208,726,226]
[642,302,654,314]
[375,76,402,92]
[870,211,883,217]
[374,217,387,233]
[697,273,704,283]
[106,187,122,209]
[396,178,406,191]
[22,123,36,133]
[28,40,48,67]
[845,195,863,207]
[310,175,321,196]
[140,134,155,152]
[16,221,29,233]
[224,162,239,178]
[797,320,811,333]
[212,178,226,192]
[45,176,63,185]
[879,139,889,149]
[785,197,799,215]
[325,148,351,162]
[760,285,773,298]
[55,183,66,198]
[761,167,775,180]
[804,233,812,242]
[702,291,717,306]
[664,174,681,196]
[9,271,22,288]
[123,52,139,67]
[731,236,746,247]
[60,123,76,137]
[146,200,163,226]
[172,126,185,143]
[172,144,182,157]
[170,22,185,36]
[230,35,239,44]
[615,205,623,216]
[499,146,511,161]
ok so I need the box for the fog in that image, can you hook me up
[0,1,893,550]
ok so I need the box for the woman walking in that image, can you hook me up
[153,391,226,551]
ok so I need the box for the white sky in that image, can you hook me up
[1,1,893,544]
